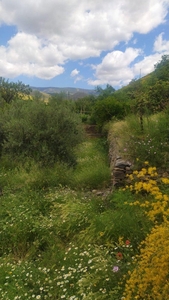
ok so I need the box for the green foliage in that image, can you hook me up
[111,55,169,132]
[75,95,96,114]
[91,96,129,129]
[71,138,111,189]
[50,91,69,102]
[96,84,116,100]
[0,117,163,300]
[147,80,169,111]
[1,57,169,299]
[154,54,169,81]
[119,112,169,168]
[0,77,31,103]
[0,99,83,166]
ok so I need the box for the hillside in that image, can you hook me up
[31,86,96,99]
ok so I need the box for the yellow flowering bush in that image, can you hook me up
[124,164,169,223]
[123,162,169,299]
[123,223,169,300]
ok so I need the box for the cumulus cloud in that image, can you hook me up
[88,48,142,87]
[71,69,80,77]
[70,69,83,83]
[0,32,65,79]
[0,0,168,82]
[154,33,169,52]
[133,53,162,77]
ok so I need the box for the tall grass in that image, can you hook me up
[71,138,111,190]
[109,111,169,169]
[0,112,169,299]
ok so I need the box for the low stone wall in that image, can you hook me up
[108,132,133,188]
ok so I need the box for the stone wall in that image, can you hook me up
[108,132,133,188]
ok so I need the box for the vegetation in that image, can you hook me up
[0,55,169,299]
[0,77,31,104]
[0,98,83,166]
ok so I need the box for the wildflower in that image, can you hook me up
[116,252,123,260]
[161,177,169,184]
[99,231,104,236]
[163,194,169,201]
[112,266,119,272]
[125,240,130,246]
[133,170,138,175]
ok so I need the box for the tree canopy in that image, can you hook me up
[0,77,32,103]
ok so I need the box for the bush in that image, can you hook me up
[123,165,169,299]
[91,96,129,130]
[121,112,169,168]
[0,99,84,166]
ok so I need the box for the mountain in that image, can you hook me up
[31,86,96,99]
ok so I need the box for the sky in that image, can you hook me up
[0,0,169,90]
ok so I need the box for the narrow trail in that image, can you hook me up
[83,124,102,138]
[81,124,113,198]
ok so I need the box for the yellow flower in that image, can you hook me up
[163,194,169,201]
[128,174,134,180]
[99,231,104,237]
[155,193,163,200]
[141,168,147,175]
[133,170,139,175]
[161,178,169,184]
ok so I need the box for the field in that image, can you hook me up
[1,111,169,299]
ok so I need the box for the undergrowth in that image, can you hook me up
[1,111,169,299]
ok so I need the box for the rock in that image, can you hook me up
[108,135,132,187]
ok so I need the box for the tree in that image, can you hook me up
[91,96,129,130]
[95,84,115,100]
[0,78,32,103]
[0,99,84,166]
[154,55,169,81]
[147,80,169,112]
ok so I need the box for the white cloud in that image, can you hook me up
[133,53,163,77]
[0,0,168,81]
[71,69,79,77]
[0,32,65,79]
[70,69,83,83]
[88,48,142,87]
[154,33,169,52]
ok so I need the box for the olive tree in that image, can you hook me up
[0,77,32,103]
[0,99,84,166]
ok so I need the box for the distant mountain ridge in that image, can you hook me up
[31,86,96,99]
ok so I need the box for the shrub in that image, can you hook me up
[123,112,169,168]
[91,97,129,130]
[123,223,169,300]
[0,99,84,166]
[123,164,169,299]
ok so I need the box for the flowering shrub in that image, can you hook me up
[123,223,169,300]
[123,163,169,299]
[125,133,169,167]
[124,163,169,223]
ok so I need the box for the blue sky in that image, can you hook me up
[0,0,169,90]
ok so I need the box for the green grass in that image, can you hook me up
[0,114,169,299]
[109,111,169,169]
[71,138,111,190]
